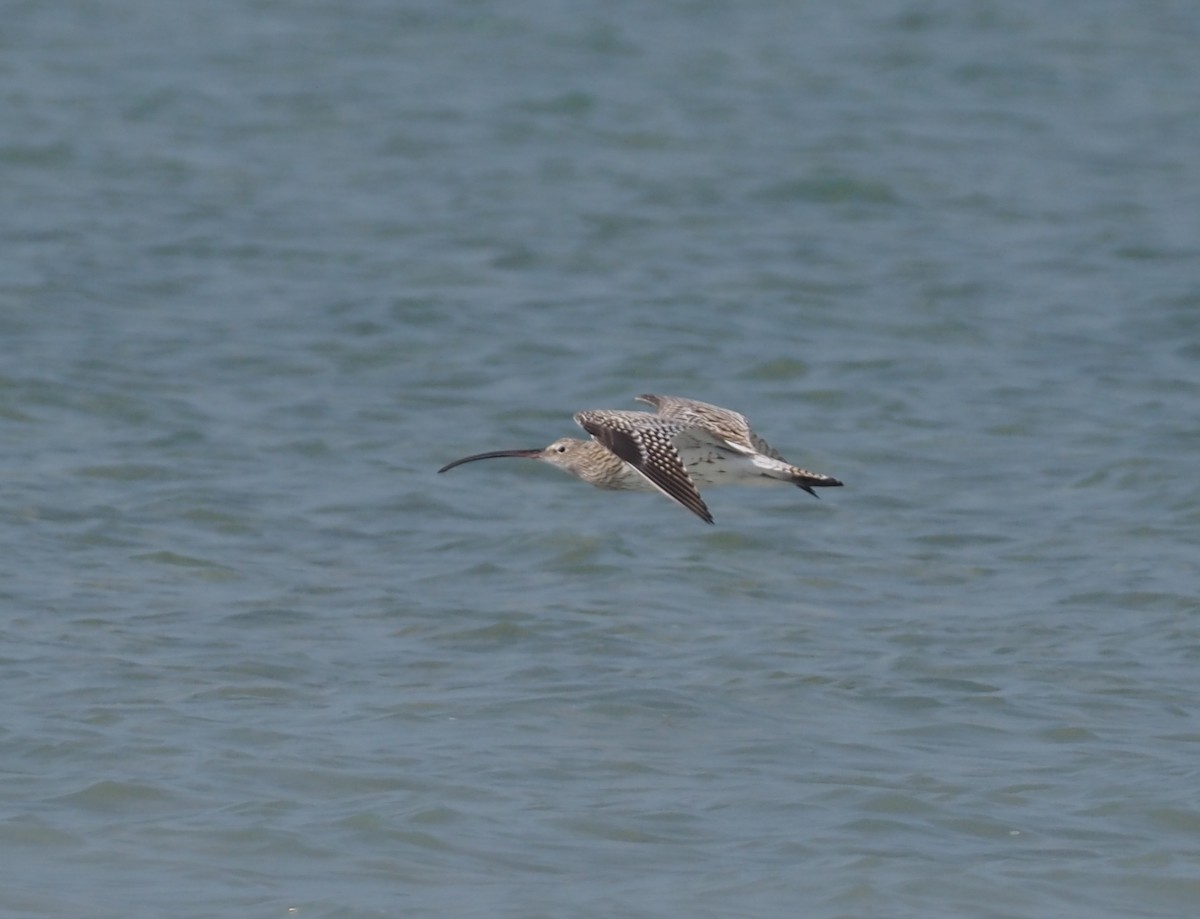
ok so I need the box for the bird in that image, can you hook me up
[436,394,842,524]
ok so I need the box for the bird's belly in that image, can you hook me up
[684,452,774,487]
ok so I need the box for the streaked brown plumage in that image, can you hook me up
[437,394,843,524]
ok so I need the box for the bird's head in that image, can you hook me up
[437,437,598,478]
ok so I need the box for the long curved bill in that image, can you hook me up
[437,449,542,474]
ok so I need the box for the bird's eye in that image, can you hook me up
[556,445,567,453]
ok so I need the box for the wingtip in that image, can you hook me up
[690,495,716,524]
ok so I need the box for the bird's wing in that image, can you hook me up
[635,394,764,454]
[746,430,788,462]
[574,410,714,524]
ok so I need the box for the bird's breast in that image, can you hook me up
[581,461,658,492]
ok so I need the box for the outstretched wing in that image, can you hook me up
[635,394,772,455]
[636,394,837,495]
[574,410,714,524]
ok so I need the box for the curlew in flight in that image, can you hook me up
[437,394,842,524]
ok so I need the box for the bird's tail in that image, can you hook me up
[790,467,843,497]
[750,454,843,498]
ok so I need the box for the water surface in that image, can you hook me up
[3,2,1199,917]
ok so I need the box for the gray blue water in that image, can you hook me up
[3,2,1199,917]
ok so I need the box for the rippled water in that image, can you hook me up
[3,2,1199,917]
